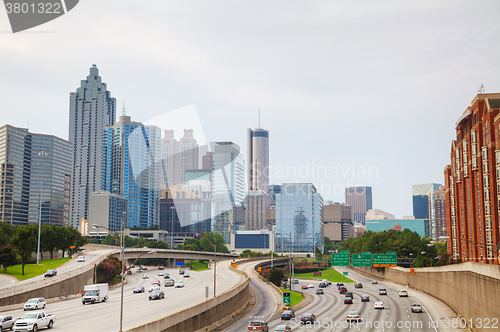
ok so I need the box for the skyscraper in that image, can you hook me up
[345,186,372,225]
[247,128,269,192]
[68,65,116,228]
[429,186,447,241]
[0,125,72,226]
[412,183,441,219]
[211,142,245,243]
[102,115,161,229]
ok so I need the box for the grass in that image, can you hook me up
[0,257,71,281]
[188,260,209,271]
[292,267,355,283]
[279,287,304,307]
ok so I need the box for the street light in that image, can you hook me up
[409,253,414,268]
[36,151,47,265]
[170,206,176,249]
[92,224,125,332]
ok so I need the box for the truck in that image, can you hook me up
[82,283,109,305]
[13,311,55,331]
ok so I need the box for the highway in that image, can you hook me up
[2,261,243,331]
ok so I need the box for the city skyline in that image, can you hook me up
[1,1,499,219]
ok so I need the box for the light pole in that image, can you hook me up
[92,224,125,332]
[170,206,176,249]
[312,214,315,261]
[36,151,47,264]
[409,253,414,268]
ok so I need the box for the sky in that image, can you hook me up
[1,0,499,218]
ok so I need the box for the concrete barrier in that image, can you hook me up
[353,262,500,332]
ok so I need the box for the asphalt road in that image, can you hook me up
[3,261,243,331]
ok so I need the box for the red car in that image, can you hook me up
[339,287,347,294]
[301,285,308,290]
[158,266,164,270]
[151,280,160,286]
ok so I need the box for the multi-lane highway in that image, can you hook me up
[1,261,243,331]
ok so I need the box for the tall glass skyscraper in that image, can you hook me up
[68,65,116,228]
[275,183,324,253]
[247,128,269,193]
[0,125,72,226]
[102,116,161,229]
[345,186,372,225]
[211,142,245,243]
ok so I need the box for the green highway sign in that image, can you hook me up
[373,253,397,267]
[332,251,350,266]
[343,272,348,276]
[352,252,372,267]
[283,292,291,304]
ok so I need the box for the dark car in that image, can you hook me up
[337,282,344,289]
[379,288,387,295]
[44,269,57,277]
[345,292,354,298]
[248,320,268,332]
[339,287,347,294]
[316,289,324,295]
[133,285,145,293]
[300,313,316,324]
[179,269,185,274]
[344,297,353,304]
[149,290,165,300]
[355,283,363,288]
[319,283,327,288]
[361,295,370,302]
[281,310,295,320]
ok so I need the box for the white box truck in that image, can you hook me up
[82,283,108,305]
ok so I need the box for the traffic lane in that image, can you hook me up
[0,274,18,288]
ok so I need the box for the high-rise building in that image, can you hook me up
[202,152,214,170]
[324,202,353,242]
[0,125,72,226]
[275,183,323,253]
[68,65,116,228]
[366,209,395,220]
[345,186,372,225]
[430,186,447,241]
[444,92,500,265]
[88,191,127,234]
[211,142,245,243]
[412,183,441,219]
[102,116,161,229]
[160,129,198,189]
[245,191,274,231]
[366,218,430,238]
[247,128,269,192]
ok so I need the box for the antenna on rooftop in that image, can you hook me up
[258,107,261,129]
[478,84,485,94]
[122,102,126,117]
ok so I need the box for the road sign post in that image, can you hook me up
[283,292,291,304]
[352,252,372,267]
[373,253,397,267]
[343,272,348,276]
[331,251,350,266]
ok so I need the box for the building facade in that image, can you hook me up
[102,116,161,229]
[345,186,372,225]
[412,183,442,220]
[69,65,116,229]
[88,191,128,234]
[444,92,500,265]
[275,183,324,253]
[366,209,395,220]
[0,125,72,226]
[366,218,430,238]
[245,190,274,231]
[323,202,354,242]
[429,186,447,241]
[247,128,269,192]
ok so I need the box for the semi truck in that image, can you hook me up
[82,283,109,305]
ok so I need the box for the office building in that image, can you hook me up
[345,186,372,225]
[88,191,127,234]
[68,65,116,229]
[247,128,269,192]
[366,218,430,238]
[275,183,324,254]
[323,202,353,242]
[202,152,214,170]
[268,184,282,201]
[245,190,274,231]
[444,92,500,265]
[412,183,441,220]
[211,142,245,243]
[0,125,72,226]
[102,116,161,229]
[430,186,447,240]
[366,209,395,220]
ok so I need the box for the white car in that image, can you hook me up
[175,280,184,288]
[374,301,384,309]
[347,311,361,322]
[23,298,46,311]
[399,290,408,297]
[143,274,149,279]
[148,285,160,293]
[77,256,85,262]
[307,284,314,288]
[0,315,16,331]
[158,272,164,276]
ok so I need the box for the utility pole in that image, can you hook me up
[289,232,292,290]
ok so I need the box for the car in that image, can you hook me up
[293,279,299,284]
[248,320,269,331]
[411,303,423,313]
[143,274,149,279]
[44,269,57,277]
[133,286,145,293]
[361,295,370,302]
[127,270,132,275]
[345,292,354,298]
[339,287,347,294]
[151,280,161,286]
[347,311,361,322]
[301,285,308,290]
[140,265,148,270]
[372,280,378,284]
[149,290,165,300]
[137,268,143,272]
[163,273,171,279]
[158,271,164,276]
[316,289,324,295]
[164,279,175,287]
[399,290,408,297]
[355,283,363,288]
[281,310,295,320]
[379,288,387,295]
[175,280,184,288]
[318,282,327,288]
[272,325,292,332]
[77,256,85,262]
[148,285,160,293]
[184,272,190,278]
[300,313,316,324]
[0,315,16,331]
[344,297,353,304]
[307,283,314,288]
[179,269,185,275]
[337,282,344,287]
[158,265,164,270]
[23,298,46,311]
[322,279,331,285]
[374,301,384,309]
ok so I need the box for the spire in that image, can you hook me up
[122,102,126,117]
[258,107,261,129]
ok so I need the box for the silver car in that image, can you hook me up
[23,298,46,311]
[0,315,16,331]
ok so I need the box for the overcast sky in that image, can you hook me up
[1,0,499,218]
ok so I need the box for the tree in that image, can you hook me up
[0,222,15,246]
[264,267,284,287]
[40,225,60,259]
[182,238,200,251]
[101,234,118,246]
[56,227,87,257]
[11,225,37,275]
[0,245,17,273]
[200,232,228,253]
